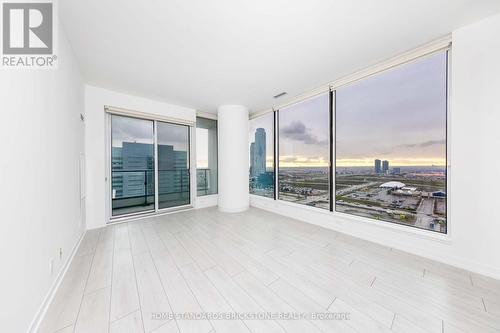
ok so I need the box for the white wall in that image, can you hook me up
[0,27,86,332]
[252,12,500,280]
[84,85,196,229]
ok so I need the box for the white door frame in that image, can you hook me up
[104,107,195,223]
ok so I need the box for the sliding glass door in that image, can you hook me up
[157,121,190,209]
[110,114,192,218]
[111,115,155,216]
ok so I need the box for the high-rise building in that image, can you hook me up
[158,144,189,195]
[382,160,389,174]
[111,147,124,198]
[250,128,266,177]
[121,142,154,198]
[392,167,401,175]
[374,159,381,174]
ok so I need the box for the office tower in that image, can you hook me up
[111,147,124,198]
[374,159,381,174]
[382,160,389,174]
[158,144,189,195]
[254,128,266,176]
[121,142,154,197]
[250,128,266,177]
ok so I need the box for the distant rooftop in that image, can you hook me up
[379,181,406,189]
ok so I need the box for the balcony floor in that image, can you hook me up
[39,207,500,333]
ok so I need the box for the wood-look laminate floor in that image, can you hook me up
[39,207,500,333]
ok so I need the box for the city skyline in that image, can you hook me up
[336,157,446,167]
[112,145,193,203]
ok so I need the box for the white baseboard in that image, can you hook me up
[218,205,249,213]
[250,195,500,281]
[195,194,218,209]
[28,230,86,333]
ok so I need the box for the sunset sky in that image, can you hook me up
[268,51,447,168]
[336,51,447,167]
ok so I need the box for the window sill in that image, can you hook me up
[249,194,451,244]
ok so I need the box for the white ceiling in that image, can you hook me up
[60,0,500,114]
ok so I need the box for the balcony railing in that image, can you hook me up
[196,168,213,196]
[111,169,190,211]
[111,168,216,214]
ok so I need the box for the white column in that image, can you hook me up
[217,105,249,212]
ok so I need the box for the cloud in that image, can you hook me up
[401,139,445,148]
[281,121,327,145]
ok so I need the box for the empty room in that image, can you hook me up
[2,0,500,332]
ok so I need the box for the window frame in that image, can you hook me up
[334,49,450,235]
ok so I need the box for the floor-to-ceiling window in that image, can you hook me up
[249,113,275,198]
[335,51,448,233]
[111,115,155,216]
[157,121,190,209]
[196,117,218,196]
[278,94,330,209]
